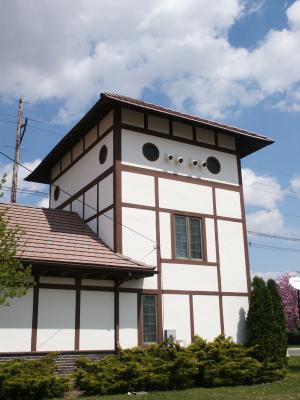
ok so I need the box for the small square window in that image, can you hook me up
[174,215,203,260]
[142,295,157,343]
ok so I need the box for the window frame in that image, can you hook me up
[140,294,158,345]
[173,214,205,261]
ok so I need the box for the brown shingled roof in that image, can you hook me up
[0,203,155,277]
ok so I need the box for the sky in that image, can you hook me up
[0,0,299,277]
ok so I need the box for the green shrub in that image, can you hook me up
[75,336,285,396]
[246,277,287,365]
[0,354,69,400]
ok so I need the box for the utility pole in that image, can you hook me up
[11,98,24,203]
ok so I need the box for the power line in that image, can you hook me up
[248,230,300,242]
[249,242,300,253]
[0,150,156,244]
[2,187,48,198]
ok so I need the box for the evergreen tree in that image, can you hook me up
[246,276,287,365]
[267,279,287,364]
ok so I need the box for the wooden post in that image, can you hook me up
[11,98,24,203]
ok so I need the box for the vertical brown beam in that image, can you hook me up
[189,294,195,342]
[113,106,122,253]
[137,292,143,346]
[74,277,81,350]
[212,187,224,334]
[31,275,39,351]
[237,156,252,298]
[114,281,120,351]
[155,176,163,342]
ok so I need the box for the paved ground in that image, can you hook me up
[288,348,300,356]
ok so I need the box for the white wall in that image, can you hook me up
[37,289,75,351]
[215,189,241,219]
[98,208,114,249]
[81,279,114,287]
[159,212,172,258]
[87,218,97,235]
[161,264,218,291]
[99,173,113,211]
[84,184,98,220]
[218,220,248,293]
[222,296,249,343]
[120,275,158,289]
[0,289,33,352]
[121,130,239,186]
[193,295,221,341]
[158,178,213,214]
[50,132,113,207]
[122,207,157,266]
[163,294,191,345]
[80,290,114,350]
[205,218,216,263]
[72,195,83,218]
[122,171,155,206]
[119,292,138,349]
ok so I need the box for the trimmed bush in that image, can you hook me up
[246,277,287,365]
[0,354,69,400]
[75,336,285,396]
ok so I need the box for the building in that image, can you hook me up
[0,93,273,356]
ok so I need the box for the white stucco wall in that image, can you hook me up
[98,208,114,249]
[205,218,217,263]
[193,295,221,341]
[121,130,239,185]
[215,189,241,219]
[80,290,114,350]
[119,292,138,349]
[37,289,75,351]
[0,289,33,352]
[222,296,249,343]
[163,294,191,345]
[122,207,157,266]
[161,264,218,291]
[158,178,213,214]
[81,279,114,287]
[84,184,98,220]
[120,275,158,289]
[50,132,113,208]
[218,220,248,293]
[159,212,172,258]
[72,195,83,218]
[99,173,113,212]
[87,218,97,235]
[122,171,155,206]
[122,108,144,128]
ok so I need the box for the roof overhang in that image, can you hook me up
[26,93,274,184]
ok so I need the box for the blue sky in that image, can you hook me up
[0,0,300,276]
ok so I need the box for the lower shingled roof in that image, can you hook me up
[0,203,155,274]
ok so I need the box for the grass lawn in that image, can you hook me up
[64,357,300,400]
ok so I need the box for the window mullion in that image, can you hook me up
[187,217,191,259]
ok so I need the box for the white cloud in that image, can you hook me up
[290,175,300,197]
[0,159,47,204]
[242,168,285,209]
[0,0,300,121]
[253,271,282,281]
[37,198,49,208]
[247,208,285,234]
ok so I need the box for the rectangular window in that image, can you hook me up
[142,295,157,343]
[175,215,203,260]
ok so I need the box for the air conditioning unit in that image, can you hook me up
[164,329,176,340]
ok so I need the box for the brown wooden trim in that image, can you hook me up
[161,258,217,266]
[122,202,242,223]
[51,126,113,184]
[212,187,224,334]
[155,176,163,343]
[114,106,122,253]
[96,182,99,236]
[189,294,194,342]
[114,281,120,350]
[56,165,114,210]
[237,156,251,298]
[137,292,142,346]
[74,277,81,350]
[84,204,114,224]
[121,123,237,155]
[162,289,249,296]
[31,275,39,351]
[81,285,115,292]
[121,164,240,191]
